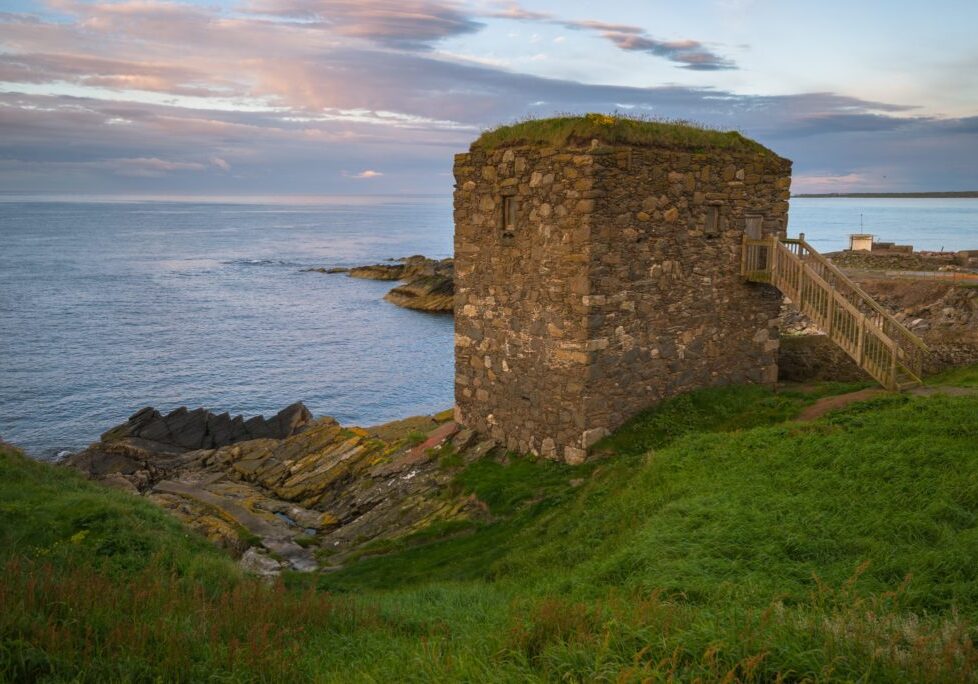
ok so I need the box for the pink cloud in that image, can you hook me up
[343,169,383,178]
[244,0,483,49]
[0,1,967,195]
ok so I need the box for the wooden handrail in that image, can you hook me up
[782,238,929,353]
[743,235,927,390]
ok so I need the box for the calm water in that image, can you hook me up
[0,198,454,458]
[1,196,976,458]
[790,198,978,253]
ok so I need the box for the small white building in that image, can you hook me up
[848,234,874,252]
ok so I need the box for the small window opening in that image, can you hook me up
[501,196,517,237]
[704,206,720,238]
[745,215,763,240]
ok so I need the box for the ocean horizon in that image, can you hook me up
[2,195,976,458]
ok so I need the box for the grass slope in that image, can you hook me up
[3,376,978,681]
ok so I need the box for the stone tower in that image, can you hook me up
[453,117,792,463]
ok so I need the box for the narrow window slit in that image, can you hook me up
[501,195,517,237]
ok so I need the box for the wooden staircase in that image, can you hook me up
[742,234,928,391]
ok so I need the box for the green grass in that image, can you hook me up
[4,371,978,681]
[0,446,236,586]
[404,429,427,446]
[593,381,869,458]
[926,363,978,388]
[471,113,778,154]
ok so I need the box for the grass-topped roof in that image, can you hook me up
[471,113,776,155]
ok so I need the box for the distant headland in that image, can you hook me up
[794,191,978,198]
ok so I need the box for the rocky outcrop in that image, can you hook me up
[307,255,455,313]
[348,264,406,280]
[384,275,454,312]
[347,256,453,284]
[302,267,349,274]
[399,255,453,279]
[64,407,498,575]
[97,403,313,453]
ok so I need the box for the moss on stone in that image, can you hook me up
[471,113,776,154]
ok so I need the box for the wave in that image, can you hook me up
[223,258,306,267]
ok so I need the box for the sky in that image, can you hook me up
[1,0,977,196]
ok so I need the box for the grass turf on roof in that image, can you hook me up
[471,113,775,154]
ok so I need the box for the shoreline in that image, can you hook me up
[794,191,978,199]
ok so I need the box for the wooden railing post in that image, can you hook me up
[826,293,835,337]
[740,233,748,277]
[889,344,898,390]
[856,313,866,368]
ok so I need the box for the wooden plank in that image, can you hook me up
[740,233,748,277]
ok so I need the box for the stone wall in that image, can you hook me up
[454,147,595,461]
[778,335,869,383]
[779,334,978,383]
[454,143,792,463]
[581,147,791,456]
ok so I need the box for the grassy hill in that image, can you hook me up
[3,371,978,681]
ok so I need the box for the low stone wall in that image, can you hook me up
[779,334,978,384]
[778,335,867,383]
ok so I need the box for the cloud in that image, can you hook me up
[345,169,383,178]
[600,33,735,71]
[0,1,974,195]
[792,172,869,194]
[105,157,206,176]
[489,4,737,70]
[245,0,484,50]
[0,155,208,177]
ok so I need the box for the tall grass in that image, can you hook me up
[0,557,370,682]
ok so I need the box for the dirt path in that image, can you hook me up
[796,385,978,422]
[795,389,888,422]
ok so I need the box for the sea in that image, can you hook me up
[1,196,976,459]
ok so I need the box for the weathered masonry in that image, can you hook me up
[453,117,793,463]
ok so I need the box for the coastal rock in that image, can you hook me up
[384,275,454,312]
[98,403,313,453]
[302,267,349,274]
[65,408,493,571]
[399,255,454,279]
[346,256,453,283]
[348,264,405,280]
[239,547,285,577]
[824,251,952,272]
[306,254,456,313]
